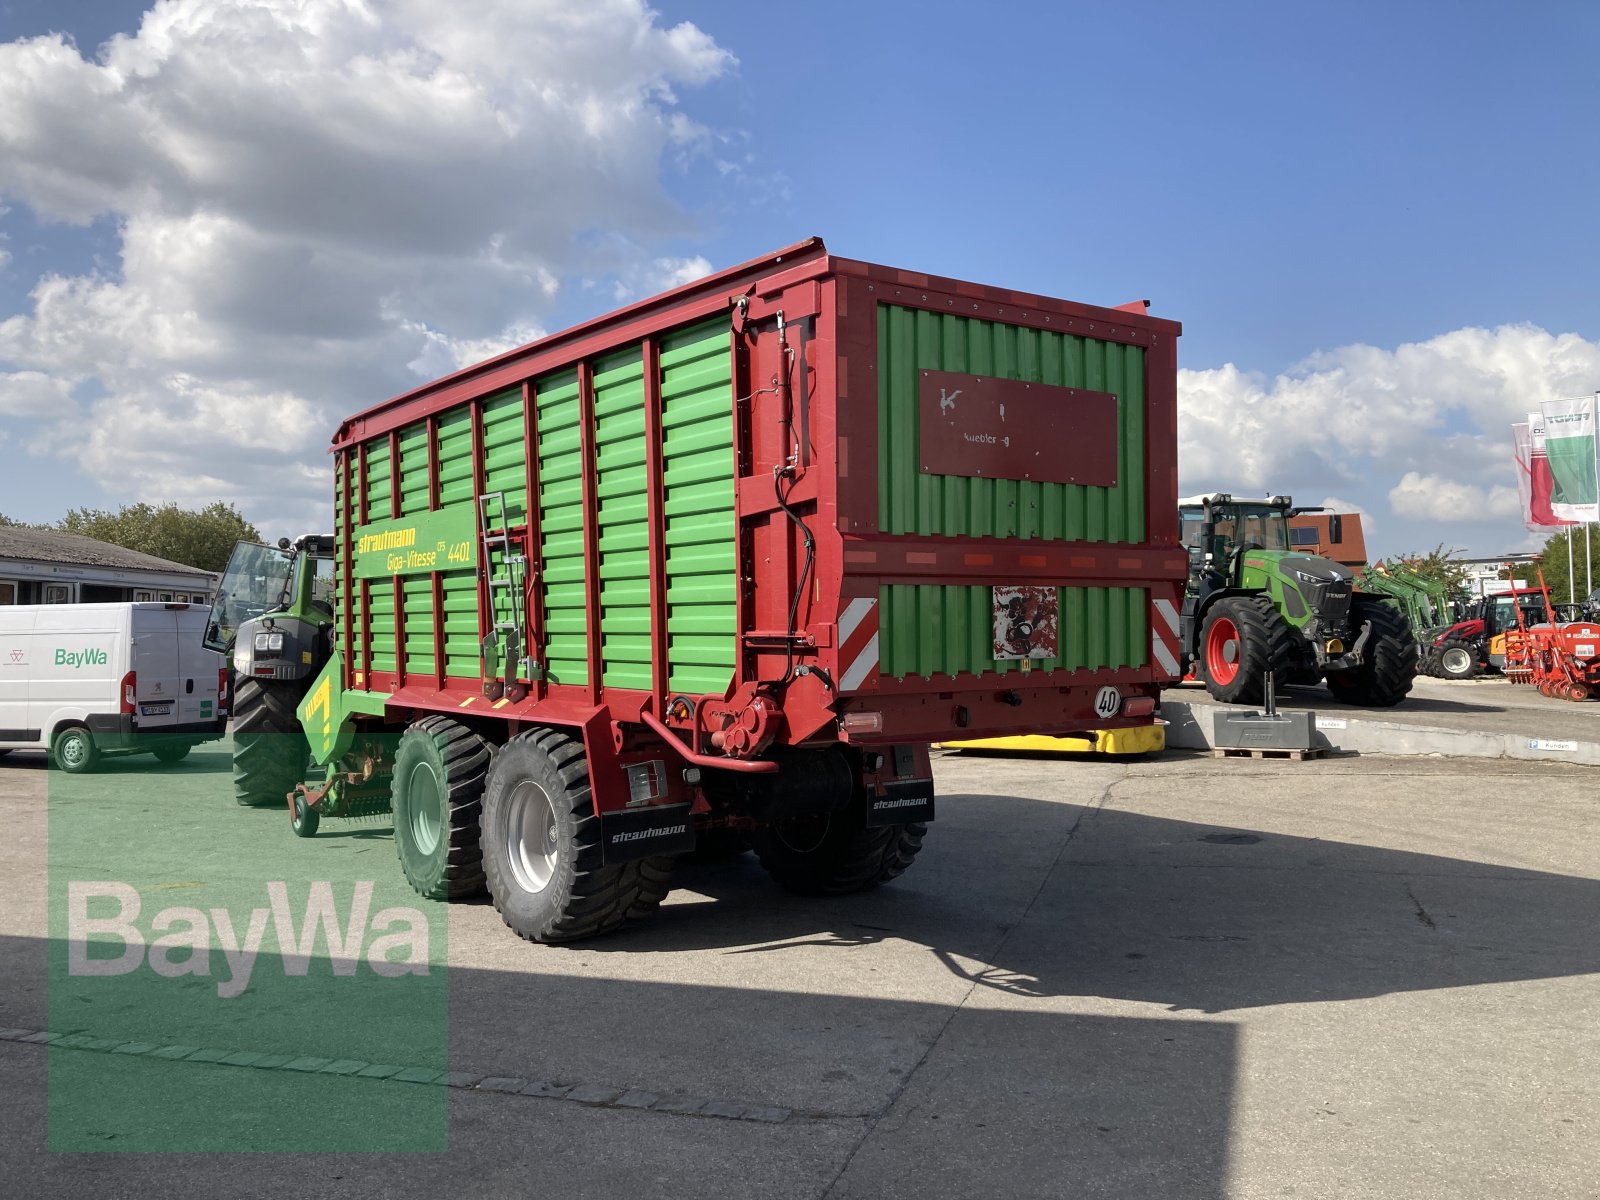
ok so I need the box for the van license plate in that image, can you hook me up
[139,703,172,716]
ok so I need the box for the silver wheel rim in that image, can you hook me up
[407,761,442,855]
[505,780,559,894]
[1441,648,1472,674]
[60,734,86,767]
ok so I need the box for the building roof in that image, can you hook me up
[0,526,213,578]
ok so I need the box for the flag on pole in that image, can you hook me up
[1519,414,1577,528]
[1540,395,1600,522]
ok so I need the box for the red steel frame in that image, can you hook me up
[334,239,1186,804]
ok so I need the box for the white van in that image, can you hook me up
[0,603,228,772]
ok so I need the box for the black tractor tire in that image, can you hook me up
[52,725,99,774]
[232,676,310,807]
[480,728,673,943]
[1325,599,1417,708]
[751,804,927,897]
[1198,596,1295,705]
[392,715,492,901]
[152,742,192,765]
[1433,638,1480,681]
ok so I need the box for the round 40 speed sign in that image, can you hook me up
[1093,686,1122,720]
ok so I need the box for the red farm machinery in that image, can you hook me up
[221,238,1185,942]
[1502,569,1600,701]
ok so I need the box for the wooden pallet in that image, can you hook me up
[1211,746,1326,762]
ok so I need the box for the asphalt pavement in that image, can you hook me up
[2,738,1597,1198]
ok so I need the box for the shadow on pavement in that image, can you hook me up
[585,792,1600,1017]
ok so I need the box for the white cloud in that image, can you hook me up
[1179,325,1600,553]
[0,0,734,528]
[0,369,74,417]
[1316,495,1375,537]
[1387,471,1520,522]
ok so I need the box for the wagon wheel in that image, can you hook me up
[1567,683,1590,702]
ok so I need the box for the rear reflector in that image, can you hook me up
[1121,697,1156,717]
[218,667,230,713]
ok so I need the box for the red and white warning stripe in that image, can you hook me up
[837,596,881,692]
[1150,591,1182,680]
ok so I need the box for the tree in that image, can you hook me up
[1388,544,1471,598]
[57,502,261,574]
[1527,527,1600,605]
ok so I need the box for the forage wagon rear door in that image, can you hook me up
[827,268,1185,697]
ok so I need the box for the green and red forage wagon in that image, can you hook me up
[228,239,1186,942]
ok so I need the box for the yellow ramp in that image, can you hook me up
[940,723,1165,756]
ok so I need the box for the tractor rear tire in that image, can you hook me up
[1325,599,1416,708]
[392,715,492,901]
[480,728,674,942]
[1198,596,1294,705]
[1434,639,1479,680]
[232,677,310,807]
[752,804,927,896]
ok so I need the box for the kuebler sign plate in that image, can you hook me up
[918,370,1119,487]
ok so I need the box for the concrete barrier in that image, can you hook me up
[1160,698,1600,766]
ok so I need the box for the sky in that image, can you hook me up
[0,0,1596,560]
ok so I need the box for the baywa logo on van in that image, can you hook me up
[68,880,430,999]
[55,647,109,669]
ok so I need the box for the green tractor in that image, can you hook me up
[204,535,337,808]
[1178,494,1415,707]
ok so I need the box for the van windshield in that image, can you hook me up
[205,542,293,652]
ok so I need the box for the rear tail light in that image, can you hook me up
[218,668,229,713]
[1121,697,1156,717]
[120,671,136,714]
[840,711,883,734]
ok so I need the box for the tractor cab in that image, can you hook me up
[1180,494,1294,587]
[205,535,336,656]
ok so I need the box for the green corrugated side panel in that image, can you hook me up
[392,422,437,680]
[396,423,430,517]
[360,442,394,672]
[660,320,737,694]
[482,388,528,523]
[435,407,479,677]
[368,581,397,674]
[592,349,650,691]
[482,388,528,637]
[401,576,436,678]
[332,455,345,639]
[878,585,1149,679]
[876,304,1146,542]
[536,369,587,686]
[364,439,392,519]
